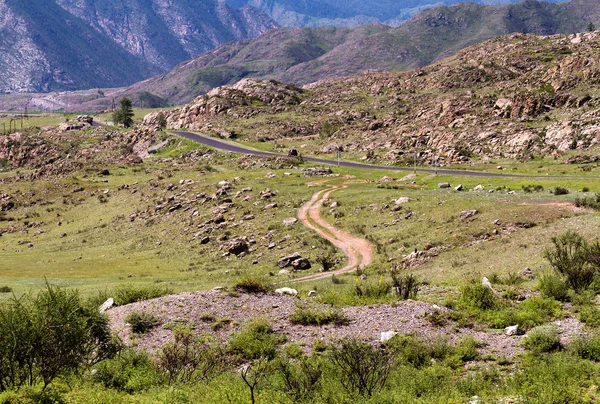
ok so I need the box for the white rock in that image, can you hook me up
[394,197,410,205]
[505,325,524,336]
[308,290,317,297]
[474,184,484,191]
[275,287,298,296]
[482,277,493,289]
[380,331,398,343]
[99,298,114,313]
[283,217,298,226]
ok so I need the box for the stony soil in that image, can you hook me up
[107,289,583,359]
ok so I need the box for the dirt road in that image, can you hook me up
[295,184,374,283]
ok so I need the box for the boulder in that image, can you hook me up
[275,287,298,296]
[505,325,524,336]
[459,210,479,220]
[394,197,410,205]
[454,184,464,191]
[474,184,484,192]
[283,217,298,226]
[264,203,278,210]
[481,277,493,289]
[292,258,312,270]
[438,182,451,189]
[304,167,333,177]
[98,298,114,314]
[308,290,317,297]
[227,239,249,256]
[278,253,302,268]
[380,331,398,343]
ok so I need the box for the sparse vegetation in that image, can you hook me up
[289,302,349,326]
[125,311,160,334]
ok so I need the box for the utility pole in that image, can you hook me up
[413,153,416,174]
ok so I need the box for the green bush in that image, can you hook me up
[0,286,11,293]
[515,296,563,330]
[289,302,348,326]
[354,276,391,298]
[114,284,171,306]
[93,350,158,393]
[538,272,569,301]
[234,277,272,294]
[459,282,498,310]
[522,326,562,353]
[570,335,600,361]
[124,312,160,334]
[277,356,323,401]
[544,231,600,291]
[228,319,284,360]
[553,186,569,195]
[578,305,600,327]
[386,335,434,368]
[391,272,420,300]
[0,284,114,392]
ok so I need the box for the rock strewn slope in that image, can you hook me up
[155,30,600,164]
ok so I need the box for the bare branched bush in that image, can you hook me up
[329,338,393,397]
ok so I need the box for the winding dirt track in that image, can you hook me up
[294,185,374,283]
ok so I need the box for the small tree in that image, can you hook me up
[588,22,596,32]
[156,112,167,130]
[544,231,600,291]
[113,97,134,128]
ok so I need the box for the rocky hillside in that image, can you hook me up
[152,30,600,164]
[0,0,275,93]
[226,0,567,27]
[89,0,600,107]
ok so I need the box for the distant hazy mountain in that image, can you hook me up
[0,0,275,93]
[108,0,597,107]
[225,0,568,27]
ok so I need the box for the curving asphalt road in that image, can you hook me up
[173,130,577,179]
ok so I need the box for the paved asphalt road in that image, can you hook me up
[173,131,591,179]
[173,130,522,178]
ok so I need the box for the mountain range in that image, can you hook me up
[0,0,275,93]
[51,0,600,111]
[225,0,568,28]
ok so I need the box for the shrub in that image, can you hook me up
[543,231,600,291]
[459,282,498,310]
[93,350,158,393]
[570,335,600,361]
[0,286,11,293]
[228,319,284,360]
[289,302,348,326]
[455,336,481,361]
[514,297,563,330]
[354,276,391,298]
[538,272,569,301]
[0,284,114,392]
[211,317,232,331]
[125,312,160,334]
[277,356,323,401]
[155,327,226,385]
[386,335,432,368]
[574,194,600,210]
[553,186,569,195]
[522,326,562,353]
[234,277,272,294]
[114,284,171,306]
[578,305,600,327]
[329,338,393,397]
[391,272,420,300]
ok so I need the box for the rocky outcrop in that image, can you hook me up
[147,79,302,130]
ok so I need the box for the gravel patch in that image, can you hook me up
[107,290,584,358]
